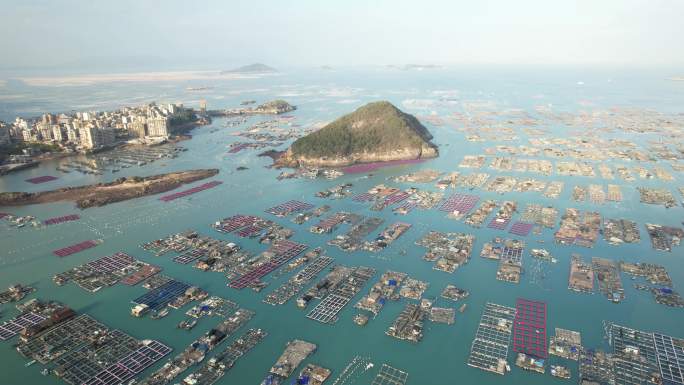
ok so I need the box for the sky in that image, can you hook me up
[1,0,682,70]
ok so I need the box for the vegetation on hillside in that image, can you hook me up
[290,101,435,158]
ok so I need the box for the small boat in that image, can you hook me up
[151,308,169,319]
[178,319,197,330]
[41,368,50,376]
[25,360,36,367]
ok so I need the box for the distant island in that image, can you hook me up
[275,101,438,168]
[386,64,443,71]
[0,169,218,208]
[221,63,277,74]
[209,99,296,117]
[253,100,295,114]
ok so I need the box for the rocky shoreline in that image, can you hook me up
[272,101,438,170]
[273,145,437,169]
[0,169,219,209]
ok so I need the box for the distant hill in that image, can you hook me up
[277,101,438,167]
[221,63,277,74]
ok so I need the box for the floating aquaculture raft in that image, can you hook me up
[467,302,517,375]
[84,340,172,385]
[439,193,479,214]
[52,240,100,257]
[229,240,308,289]
[0,312,46,340]
[265,200,314,216]
[25,175,58,184]
[509,222,533,236]
[159,180,222,202]
[132,279,191,311]
[43,214,80,225]
[512,298,547,358]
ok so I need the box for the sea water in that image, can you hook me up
[1,67,683,384]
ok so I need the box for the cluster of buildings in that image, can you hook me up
[0,102,194,150]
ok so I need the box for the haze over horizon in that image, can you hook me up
[1,0,683,73]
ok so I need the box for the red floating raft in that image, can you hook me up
[509,222,533,236]
[438,193,479,213]
[512,298,548,359]
[25,175,58,184]
[159,181,223,202]
[265,200,314,216]
[53,240,100,257]
[43,214,80,225]
[229,240,307,289]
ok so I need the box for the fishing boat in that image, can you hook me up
[151,307,170,319]
[178,319,197,330]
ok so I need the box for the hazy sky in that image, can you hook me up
[1,0,682,70]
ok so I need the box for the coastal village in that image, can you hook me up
[2,94,684,385]
[0,99,295,175]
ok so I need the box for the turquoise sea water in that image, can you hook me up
[1,68,683,385]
